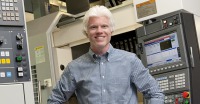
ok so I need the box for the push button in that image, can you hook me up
[18,72,23,77]
[17,43,23,50]
[6,72,11,77]
[182,91,190,98]
[16,56,22,62]
[0,72,5,77]
[17,67,23,71]
[184,99,189,104]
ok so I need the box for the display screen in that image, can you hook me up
[144,31,181,68]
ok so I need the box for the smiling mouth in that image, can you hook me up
[95,36,105,39]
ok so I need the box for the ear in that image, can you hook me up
[82,30,88,37]
[111,29,114,34]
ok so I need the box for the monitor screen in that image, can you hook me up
[144,31,181,68]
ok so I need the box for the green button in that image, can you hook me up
[184,99,189,104]
[16,56,22,62]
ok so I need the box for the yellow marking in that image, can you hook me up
[2,59,5,64]
[6,58,10,64]
[34,46,44,51]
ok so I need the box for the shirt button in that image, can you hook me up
[102,76,104,79]
[103,89,106,92]
[101,62,103,65]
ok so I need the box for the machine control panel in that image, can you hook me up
[0,0,31,83]
[0,0,35,104]
[162,14,180,29]
[154,69,189,94]
[137,9,200,104]
[0,29,31,83]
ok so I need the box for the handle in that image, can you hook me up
[38,81,42,104]
[190,47,195,67]
[138,43,143,54]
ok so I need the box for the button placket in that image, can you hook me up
[99,57,107,103]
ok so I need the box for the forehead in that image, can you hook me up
[88,16,109,24]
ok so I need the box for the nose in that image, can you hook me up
[96,26,103,33]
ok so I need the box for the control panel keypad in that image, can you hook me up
[164,92,190,104]
[155,69,188,93]
[0,0,23,26]
[1,0,19,20]
[0,50,10,64]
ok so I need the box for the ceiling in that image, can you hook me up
[23,0,103,22]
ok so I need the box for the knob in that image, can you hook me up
[17,42,23,50]
[0,40,3,45]
[16,34,23,40]
[173,16,179,24]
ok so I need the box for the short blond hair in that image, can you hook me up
[83,5,115,35]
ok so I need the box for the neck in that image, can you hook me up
[91,44,110,56]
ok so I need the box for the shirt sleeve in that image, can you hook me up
[130,55,165,104]
[47,65,77,104]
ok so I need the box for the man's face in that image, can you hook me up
[86,16,112,50]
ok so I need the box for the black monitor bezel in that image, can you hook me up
[138,25,189,75]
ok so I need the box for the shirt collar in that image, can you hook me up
[88,44,114,61]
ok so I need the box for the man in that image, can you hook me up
[48,5,164,104]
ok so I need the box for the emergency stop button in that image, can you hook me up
[182,91,190,98]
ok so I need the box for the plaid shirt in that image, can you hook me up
[48,44,164,104]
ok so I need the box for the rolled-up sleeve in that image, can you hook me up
[148,98,165,104]
[47,64,77,104]
[130,56,165,104]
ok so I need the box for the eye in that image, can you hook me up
[102,25,109,28]
[89,25,97,30]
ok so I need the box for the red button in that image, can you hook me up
[175,98,179,104]
[182,91,189,98]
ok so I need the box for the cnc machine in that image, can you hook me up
[0,0,35,104]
